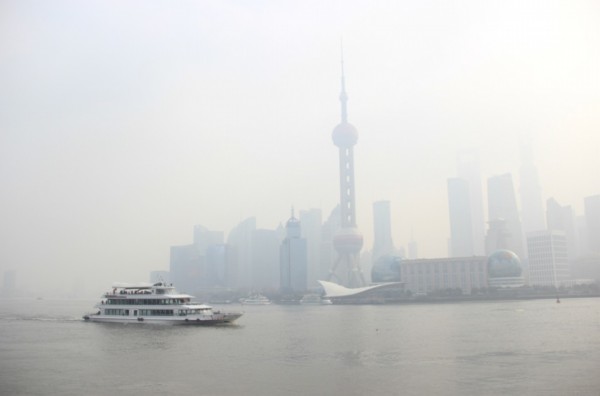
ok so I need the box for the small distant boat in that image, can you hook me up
[83,282,243,325]
[300,294,332,305]
[208,299,233,305]
[239,294,271,305]
[278,297,301,305]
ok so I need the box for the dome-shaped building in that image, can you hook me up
[487,249,524,287]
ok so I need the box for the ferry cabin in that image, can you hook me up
[97,283,214,319]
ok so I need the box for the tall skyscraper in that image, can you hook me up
[546,197,579,261]
[372,200,395,262]
[226,217,256,289]
[169,225,227,293]
[584,194,600,254]
[485,219,510,254]
[193,225,224,252]
[487,173,525,259]
[170,243,203,294]
[280,211,308,293]
[299,208,322,289]
[328,54,365,287]
[205,244,233,288]
[251,229,280,290]
[319,206,339,282]
[519,144,546,234]
[447,178,474,257]
[457,150,485,255]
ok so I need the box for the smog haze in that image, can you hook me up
[1,1,599,296]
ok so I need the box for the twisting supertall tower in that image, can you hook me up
[328,53,366,287]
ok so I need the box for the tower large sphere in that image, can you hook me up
[333,227,364,255]
[332,122,358,147]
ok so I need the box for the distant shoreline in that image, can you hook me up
[329,292,600,305]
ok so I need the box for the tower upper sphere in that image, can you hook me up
[332,122,358,147]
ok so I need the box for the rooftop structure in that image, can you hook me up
[318,280,402,304]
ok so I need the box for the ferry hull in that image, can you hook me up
[83,313,242,325]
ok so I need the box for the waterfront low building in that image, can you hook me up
[401,256,488,295]
[371,255,488,295]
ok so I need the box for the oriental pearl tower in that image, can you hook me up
[328,55,366,288]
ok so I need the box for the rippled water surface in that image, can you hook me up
[1,298,599,395]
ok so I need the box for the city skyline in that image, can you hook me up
[1,1,599,295]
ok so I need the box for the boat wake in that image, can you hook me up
[0,314,81,323]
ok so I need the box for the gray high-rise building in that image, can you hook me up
[519,144,546,234]
[447,178,474,257]
[485,219,510,254]
[170,224,226,293]
[527,230,570,287]
[372,200,395,262]
[193,225,224,253]
[226,217,256,289]
[487,173,525,259]
[547,197,580,261]
[170,244,203,294]
[584,194,600,254]
[205,244,235,288]
[299,208,322,289]
[320,206,339,283]
[252,229,280,291]
[192,225,228,289]
[280,212,308,293]
[457,150,485,255]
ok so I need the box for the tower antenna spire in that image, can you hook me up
[340,38,348,123]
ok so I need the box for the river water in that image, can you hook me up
[1,297,599,395]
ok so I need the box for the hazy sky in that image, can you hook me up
[1,1,599,295]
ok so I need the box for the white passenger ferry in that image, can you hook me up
[83,282,243,325]
[239,294,271,305]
